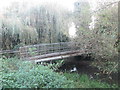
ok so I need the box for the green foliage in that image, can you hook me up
[29,47,37,56]
[74,1,118,61]
[1,58,74,88]
[1,57,118,88]
[91,60,118,74]
[45,60,64,71]
[63,72,118,88]
[2,57,19,73]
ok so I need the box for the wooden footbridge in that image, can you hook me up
[19,42,89,63]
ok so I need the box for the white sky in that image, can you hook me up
[0,0,118,11]
[0,0,76,11]
[69,22,76,37]
[0,0,100,15]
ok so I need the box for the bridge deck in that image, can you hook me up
[19,42,88,62]
[34,52,84,63]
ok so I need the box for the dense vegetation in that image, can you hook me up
[73,0,118,60]
[1,2,70,50]
[1,0,119,59]
[0,0,119,88]
[1,57,118,88]
[1,58,74,88]
[63,73,117,88]
[0,0,119,60]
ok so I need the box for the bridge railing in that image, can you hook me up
[19,42,81,60]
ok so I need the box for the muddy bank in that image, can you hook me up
[58,56,118,85]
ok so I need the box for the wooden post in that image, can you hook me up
[19,47,26,60]
[26,47,29,60]
[19,47,22,60]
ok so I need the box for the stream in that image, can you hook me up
[58,55,118,85]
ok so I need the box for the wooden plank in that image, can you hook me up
[20,47,72,56]
[19,42,85,61]
[26,50,81,60]
[22,42,70,48]
[0,50,20,54]
[34,52,82,63]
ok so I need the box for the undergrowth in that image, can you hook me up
[1,57,74,88]
[1,57,119,88]
[40,60,64,71]
[91,60,118,75]
[63,72,118,88]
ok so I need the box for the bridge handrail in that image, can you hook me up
[22,42,72,48]
[19,42,81,59]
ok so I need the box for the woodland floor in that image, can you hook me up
[58,56,118,85]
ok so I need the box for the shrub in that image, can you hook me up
[1,57,19,73]
[42,60,64,71]
[1,58,74,88]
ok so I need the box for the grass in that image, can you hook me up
[63,72,118,88]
